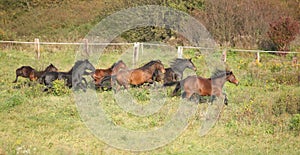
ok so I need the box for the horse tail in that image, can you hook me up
[171,81,182,97]
[163,81,179,87]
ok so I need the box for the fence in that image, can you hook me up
[0,39,299,67]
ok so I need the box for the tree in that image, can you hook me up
[268,16,300,54]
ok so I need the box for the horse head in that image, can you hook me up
[156,61,166,74]
[187,58,197,71]
[226,71,239,85]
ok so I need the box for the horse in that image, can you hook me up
[29,64,58,81]
[92,60,127,85]
[172,70,239,105]
[114,60,166,90]
[41,59,95,92]
[41,68,73,90]
[13,66,35,83]
[95,60,128,90]
[153,58,197,86]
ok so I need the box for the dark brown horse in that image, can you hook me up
[172,70,239,105]
[29,64,58,81]
[153,58,197,86]
[95,60,128,90]
[13,64,57,83]
[13,66,35,83]
[114,60,166,90]
[92,60,127,85]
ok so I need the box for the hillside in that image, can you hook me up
[0,0,299,49]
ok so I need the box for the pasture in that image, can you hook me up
[0,46,300,154]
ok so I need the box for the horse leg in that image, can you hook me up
[171,82,181,96]
[80,82,87,92]
[223,93,228,105]
[185,91,193,99]
[209,95,216,103]
[82,77,88,88]
[189,93,200,103]
[181,92,186,98]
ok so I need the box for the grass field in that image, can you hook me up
[0,46,300,154]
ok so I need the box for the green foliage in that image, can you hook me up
[1,93,24,112]
[51,79,71,96]
[289,114,300,135]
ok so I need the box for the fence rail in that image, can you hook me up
[1,39,299,65]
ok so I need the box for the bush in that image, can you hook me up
[289,114,300,135]
[51,79,71,96]
[267,16,300,54]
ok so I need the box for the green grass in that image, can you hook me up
[0,46,300,154]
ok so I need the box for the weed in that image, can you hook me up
[289,114,300,135]
[51,80,71,96]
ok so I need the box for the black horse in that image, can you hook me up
[41,59,95,92]
[153,58,197,86]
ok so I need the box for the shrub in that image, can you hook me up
[267,16,300,55]
[51,79,71,96]
[289,114,300,135]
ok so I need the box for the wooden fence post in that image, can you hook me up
[292,56,297,66]
[256,52,260,63]
[34,38,40,60]
[177,46,183,58]
[133,42,139,67]
[222,49,227,62]
[140,43,144,56]
[83,39,89,57]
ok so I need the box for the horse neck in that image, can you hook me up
[147,64,160,74]
[171,65,185,75]
[211,75,227,88]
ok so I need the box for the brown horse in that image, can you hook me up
[13,66,35,83]
[172,70,239,105]
[29,64,58,81]
[92,60,127,85]
[114,60,166,90]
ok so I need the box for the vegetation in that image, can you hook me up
[0,0,299,50]
[268,16,300,53]
[0,0,300,154]
[0,46,299,154]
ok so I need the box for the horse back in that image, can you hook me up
[183,76,212,96]
[130,69,153,85]
[16,66,35,77]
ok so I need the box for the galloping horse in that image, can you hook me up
[172,70,239,105]
[13,64,57,83]
[13,66,34,83]
[114,60,166,90]
[29,64,58,81]
[42,59,95,92]
[95,60,128,90]
[153,58,197,86]
[72,59,95,91]
[92,60,127,85]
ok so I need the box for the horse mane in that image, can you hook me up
[170,58,188,68]
[209,69,230,79]
[140,60,161,70]
[110,62,117,69]
[72,60,87,71]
